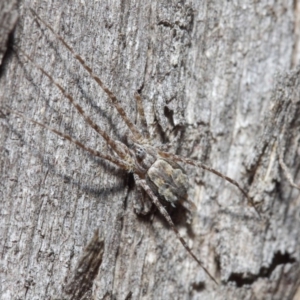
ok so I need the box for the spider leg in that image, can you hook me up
[279,151,300,190]
[180,199,197,225]
[3,107,130,171]
[133,184,153,215]
[158,151,261,218]
[278,124,300,190]
[134,92,150,140]
[134,174,218,285]
[18,49,131,163]
[30,8,145,143]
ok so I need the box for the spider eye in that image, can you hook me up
[135,146,146,160]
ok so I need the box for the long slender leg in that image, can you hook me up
[181,198,197,225]
[134,174,218,285]
[134,92,150,140]
[279,151,300,190]
[133,184,153,215]
[30,8,144,143]
[158,150,261,218]
[3,107,130,171]
[278,123,300,190]
[18,49,130,162]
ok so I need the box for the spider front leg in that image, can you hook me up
[3,108,130,171]
[134,92,150,141]
[134,174,218,285]
[133,182,153,215]
[30,9,147,145]
[17,49,133,165]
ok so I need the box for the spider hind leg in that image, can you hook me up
[134,174,218,285]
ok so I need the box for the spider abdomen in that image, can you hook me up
[146,159,188,205]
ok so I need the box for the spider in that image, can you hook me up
[6,9,260,285]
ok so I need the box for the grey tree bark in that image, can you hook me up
[0,0,18,64]
[0,1,300,299]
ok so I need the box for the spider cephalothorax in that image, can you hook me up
[5,9,261,285]
[131,144,157,174]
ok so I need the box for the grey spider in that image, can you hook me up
[5,9,260,285]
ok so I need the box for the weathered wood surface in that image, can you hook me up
[0,0,18,64]
[0,1,299,299]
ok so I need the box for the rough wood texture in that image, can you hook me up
[63,229,104,300]
[0,0,18,64]
[0,1,299,299]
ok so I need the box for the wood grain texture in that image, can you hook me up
[0,0,18,64]
[0,1,299,299]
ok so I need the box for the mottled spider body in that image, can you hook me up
[147,158,189,206]
[132,143,189,208]
[4,9,260,285]
[106,139,193,222]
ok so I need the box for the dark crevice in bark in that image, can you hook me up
[228,251,296,287]
[63,230,104,300]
